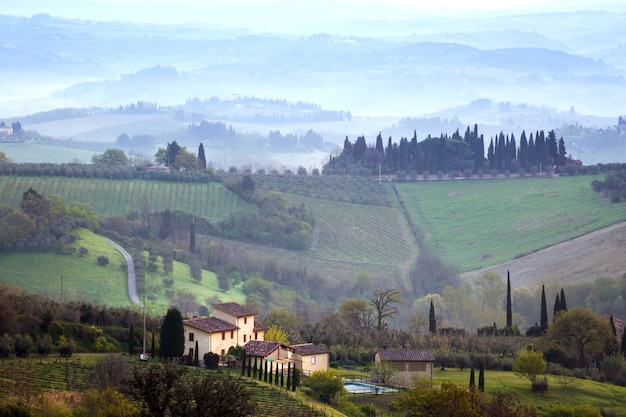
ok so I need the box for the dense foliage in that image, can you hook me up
[324,125,570,177]
[0,188,98,251]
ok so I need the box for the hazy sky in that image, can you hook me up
[10,0,621,31]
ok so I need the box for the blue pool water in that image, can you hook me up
[343,381,397,394]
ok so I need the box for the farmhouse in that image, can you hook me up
[290,343,329,375]
[243,340,329,375]
[183,302,266,358]
[374,349,435,380]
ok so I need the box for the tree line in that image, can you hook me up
[323,125,570,177]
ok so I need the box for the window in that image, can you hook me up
[189,347,194,356]
[189,333,194,342]
[230,331,234,339]
[244,335,247,343]
[221,331,225,340]
[244,317,247,324]
[254,332,258,340]
[221,349,225,355]
[311,356,316,364]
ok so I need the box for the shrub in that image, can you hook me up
[79,246,88,256]
[14,334,33,357]
[307,369,346,405]
[97,255,110,266]
[531,376,548,394]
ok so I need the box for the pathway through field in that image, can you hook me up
[107,239,140,305]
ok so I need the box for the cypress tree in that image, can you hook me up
[159,307,184,358]
[610,316,617,337]
[241,351,246,377]
[286,363,291,390]
[259,359,263,381]
[506,271,512,328]
[553,294,561,322]
[253,357,258,378]
[469,368,475,389]
[292,367,299,391]
[129,324,135,355]
[540,285,548,332]
[478,364,485,392]
[264,359,268,382]
[429,300,437,334]
[189,218,196,253]
[247,355,252,378]
[621,328,626,357]
[198,142,206,170]
[269,360,273,384]
[560,288,567,312]
[194,340,199,366]
[281,363,285,387]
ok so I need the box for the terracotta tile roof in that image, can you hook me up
[290,343,327,356]
[253,321,267,331]
[184,317,237,333]
[212,302,257,317]
[377,349,435,362]
[244,340,284,357]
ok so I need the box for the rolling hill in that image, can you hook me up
[1,173,624,315]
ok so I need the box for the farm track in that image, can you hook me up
[460,221,626,289]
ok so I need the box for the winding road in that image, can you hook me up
[107,239,141,306]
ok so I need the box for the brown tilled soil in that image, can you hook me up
[460,221,626,288]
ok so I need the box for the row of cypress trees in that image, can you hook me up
[240,352,299,391]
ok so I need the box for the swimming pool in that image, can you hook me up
[343,381,397,394]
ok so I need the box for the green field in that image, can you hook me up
[394,175,626,272]
[431,368,626,415]
[0,176,245,221]
[1,173,624,307]
[0,143,99,164]
[0,229,245,315]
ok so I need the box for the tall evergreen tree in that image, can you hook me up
[429,300,437,334]
[159,307,185,358]
[506,271,512,328]
[478,364,485,392]
[194,340,199,366]
[560,288,567,312]
[241,350,246,377]
[558,137,567,166]
[469,368,475,389]
[165,141,181,167]
[540,285,548,332]
[553,294,561,322]
[197,142,206,170]
[610,316,617,337]
[189,218,196,253]
[151,331,155,358]
[286,363,291,390]
[621,328,626,357]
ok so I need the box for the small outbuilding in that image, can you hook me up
[374,349,435,380]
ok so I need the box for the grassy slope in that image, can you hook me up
[432,368,626,415]
[1,174,625,309]
[0,176,244,221]
[0,143,98,164]
[394,175,626,272]
[0,229,245,315]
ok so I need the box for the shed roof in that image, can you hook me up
[290,343,328,356]
[244,340,286,357]
[377,349,435,362]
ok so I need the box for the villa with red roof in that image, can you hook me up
[183,302,266,359]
